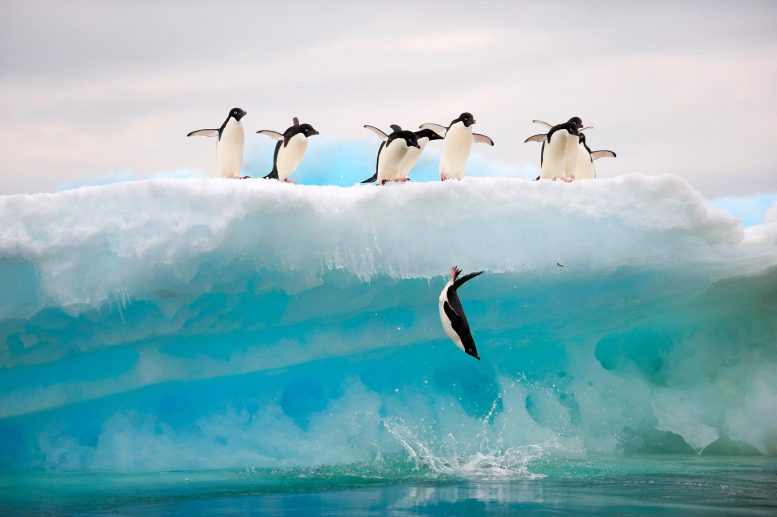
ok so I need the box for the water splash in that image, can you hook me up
[382,406,551,480]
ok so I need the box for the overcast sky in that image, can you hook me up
[1,0,776,198]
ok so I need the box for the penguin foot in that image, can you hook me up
[238,176,251,180]
[284,179,296,184]
[440,173,448,181]
[561,176,575,183]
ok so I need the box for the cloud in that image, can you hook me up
[1,1,777,196]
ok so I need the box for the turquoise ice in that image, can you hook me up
[0,174,775,479]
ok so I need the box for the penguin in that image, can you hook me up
[419,112,493,181]
[439,266,483,360]
[525,119,594,181]
[187,107,247,178]
[257,117,319,183]
[573,132,616,179]
[394,128,444,181]
[524,116,584,182]
[360,125,421,184]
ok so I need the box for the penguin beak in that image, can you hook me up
[412,141,421,148]
[311,129,320,136]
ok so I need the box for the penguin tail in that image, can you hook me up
[264,169,279,180]
[360,172,378,184]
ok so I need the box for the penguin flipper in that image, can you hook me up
[473,133,494,146]
[257,130,284,141]
[443,301,463,327]
[454,271,483,290]
[524,134,546,143]
[591,150,616,160]
[419,123,447,138]
[187,129,219,137]
[364,125,389,142]
[532,120,553,129]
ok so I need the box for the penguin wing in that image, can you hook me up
[444,300,477,360]
[524,134,546,143]
[443,301,464,330]
[419,123,447,138]
[364,125,389,142]
[591,150,617,160]
[532,120,553,129]
[257,130,284,141]
[187,129,219,137]
[473,133,494,146]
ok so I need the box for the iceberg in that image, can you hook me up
[1,174,776,471]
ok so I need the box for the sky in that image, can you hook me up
[1,1,776,211]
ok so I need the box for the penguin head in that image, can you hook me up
[457,112,476,127]
[297,123,319,137]
[566,117,583,133]
[402,132,421,149]
[463,338,480,361]
[229,108,247,121]
[415,128,443,142]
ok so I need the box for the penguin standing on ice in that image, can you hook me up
[187,107,247,178]
[257,117,319,183]
[420,112,493,181]
[524,117,584,182]
[573,133,616,179]
[439,266,483,360]
[361,125,420,184]
[394,128,443,181]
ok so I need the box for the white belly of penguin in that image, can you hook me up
[276,134,308,181]
[217,119,245,178]
[438,283,465,351]
[440,123,473,179]
[396,138,428,179]
[561,133,580,179]
[540,130,573,180]
[574,145,596,179]
[377,140,409,182]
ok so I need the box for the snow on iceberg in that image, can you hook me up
[0,174,775,471]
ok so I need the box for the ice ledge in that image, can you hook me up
[0,173,762,316]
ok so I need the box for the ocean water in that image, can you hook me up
[2,456,777,515]
[1,175,776,514]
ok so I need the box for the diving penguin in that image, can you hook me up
[257,117,319,183]
[439,266,483,360]
[361,125,420,184]
[420,112,493,181]
[187,107,247,178]
[573,133,616,180]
